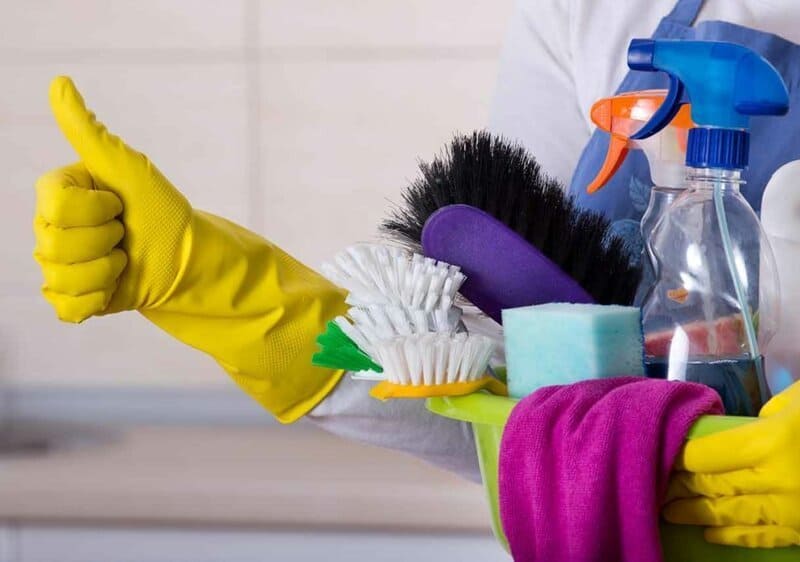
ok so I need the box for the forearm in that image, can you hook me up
[309,375,482,483]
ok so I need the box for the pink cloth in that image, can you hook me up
[499,377,722,562]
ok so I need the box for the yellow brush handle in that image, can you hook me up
[370,376,508,401]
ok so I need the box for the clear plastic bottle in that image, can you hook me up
[641,168,779,414]
[626,39,789,415]
[636,186,684,305]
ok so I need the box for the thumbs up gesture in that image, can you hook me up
[34,77,193,322]
[33,76,348,421]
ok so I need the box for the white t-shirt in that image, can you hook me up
[489,0,800,187]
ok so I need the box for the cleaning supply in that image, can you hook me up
[382,131,642,320]
[320,245,464,317]
[314,243,505,399]
[761,161,800,391]
[586,90,692,195]
[421,205,594,323]
[370,332,505,400]
[585,90,694,304]
[498,377,722,562]
[664,380,800,548]
[35,76,347,423]
[626,40,789,416]
[316,244,464,368]
[320,245,464,351]
[502,303,644,399]
[427,392,800,560]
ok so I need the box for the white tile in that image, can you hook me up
[259,0,513,49]
[0,294,228,387]
[1,1,247,51]
[258,59,498,268]
[0,63,250,292]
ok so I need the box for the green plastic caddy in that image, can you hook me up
[427,391,799,561]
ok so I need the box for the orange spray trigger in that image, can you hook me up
[590,97,613,131]
[587,134,629,194]
[585,90,693,194]
[586,94,642,194]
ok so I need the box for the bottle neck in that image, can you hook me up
[686,167,745,193]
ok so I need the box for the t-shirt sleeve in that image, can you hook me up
[308,374,481,482]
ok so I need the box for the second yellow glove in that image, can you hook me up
[34,77,348,423]
[663,380,800,548]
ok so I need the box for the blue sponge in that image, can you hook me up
[503,303,644,399]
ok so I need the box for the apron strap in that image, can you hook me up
[663,0,705,27]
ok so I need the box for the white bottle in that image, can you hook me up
[761,160,800,392]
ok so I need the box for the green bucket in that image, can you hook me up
[427,391,799,561]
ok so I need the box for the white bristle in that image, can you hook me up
[372,333,495,387]
[321,244,465,311]
[322,244,473,380]
[333,316,372,355]
[336,302,463,367]
[384,306,414,336]
[434,336,448,385]
[390,340,410,383]
[420,334,435,385]
[446,334,464,383]
[339,304,462,357]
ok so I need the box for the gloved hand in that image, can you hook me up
[663,380,800,548]
[34,76,348,422]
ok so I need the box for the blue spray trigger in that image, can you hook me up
[627,39,788,132]
[627,38,656,70]
[733,52,789,117]
[629,75,685,140]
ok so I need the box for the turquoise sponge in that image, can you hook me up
[503,303,644,399]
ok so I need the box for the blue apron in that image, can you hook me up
[568,0,800,260]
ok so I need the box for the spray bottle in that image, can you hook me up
[586,90,694,305]
[626,39,789,415]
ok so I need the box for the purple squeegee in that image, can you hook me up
[421,204,594,324]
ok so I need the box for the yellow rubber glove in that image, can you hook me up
[34,76,348,423]
[663,380,800,548]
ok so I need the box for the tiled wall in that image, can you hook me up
[1,1,512,387]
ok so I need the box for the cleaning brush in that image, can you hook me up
[321,244,465,311]
[314,244,507,398]
[320,244,466,352]
[334,304,456,357]
[315,244,464,365]
[369,332,506,400]
[381,131,641,311]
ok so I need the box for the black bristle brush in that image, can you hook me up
[381,131,641,320]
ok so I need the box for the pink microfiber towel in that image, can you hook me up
[499,377,722,562]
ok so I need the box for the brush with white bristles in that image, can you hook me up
[321,244,466,372]
[321,244,465,312]
[333,305,460,358]
[368,332,507,399]
[317,244,505,397]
